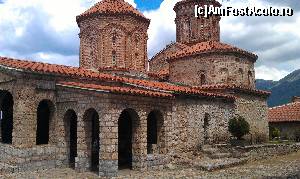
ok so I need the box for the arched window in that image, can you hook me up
[204,113,210,144]
[36,100,54,145]
[220,68,229,83]
[0,91,13,144]
[200,74,206,85]
[248,71,253,86]
[238,68,244,82]
[147,110,164,155]
[112,50,117,66]
[112,31,117,45]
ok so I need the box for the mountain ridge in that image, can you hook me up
[256,69,300,107]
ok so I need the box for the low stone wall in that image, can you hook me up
[0,144,60,173]
[238,143,300,161]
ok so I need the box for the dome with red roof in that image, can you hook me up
[76,0,149,23]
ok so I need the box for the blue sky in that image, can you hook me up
[0,0,299,81]
[135,0,163,11]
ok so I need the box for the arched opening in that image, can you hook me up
[112,31,117,45]
[36,100,54,145]
[64,109,77,169]
[238,68,244,84]
[0,91,13,144]
[83,108,99,172]
[118,108,139,169]
[147,110,164,154]
[203,113,210,144]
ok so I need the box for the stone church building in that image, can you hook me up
[0,0,270,176]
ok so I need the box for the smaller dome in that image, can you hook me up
[77,0,150,23]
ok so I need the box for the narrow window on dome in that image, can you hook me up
[112,31,116,45]
[188,20,192,38]
[112,51,116,66]
[200,74,206,85]
[248,71,253,86]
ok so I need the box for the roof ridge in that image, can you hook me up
[269,101,300,110]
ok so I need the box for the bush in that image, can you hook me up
[271,127,280,139]
[228,115,250,140]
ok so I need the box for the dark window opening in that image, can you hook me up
[36,100,53,145]
[204,113,210,144]
[112,31,117,45]
[118,109,137,170]
[200,74,206,85]
[147,112,157,154]
[112,51,117,66]
[0,91,13,144]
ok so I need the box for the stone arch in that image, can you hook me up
[118,108,140,169]
[83,108,100,172]
[36,99,55,145]
[147,110,165,154]
[0,90,13,144]
[63,109,77,169]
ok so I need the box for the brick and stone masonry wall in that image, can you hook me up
[78,15,149,72]
[149,43,186,73]
[174,0,221,45]
[169,53,255,88]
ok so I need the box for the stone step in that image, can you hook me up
[209,152,232,159]
[195,157,248,171]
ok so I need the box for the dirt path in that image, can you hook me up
[2,151,300,179]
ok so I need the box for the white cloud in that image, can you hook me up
[0,0,299,81]
[256,66,289,81]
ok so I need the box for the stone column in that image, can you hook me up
[75,112,90,172]
[132,110,147,170]
[98,112,118,177]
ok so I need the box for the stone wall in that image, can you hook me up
[235,93,269,143]
[169,97,235,152]
[169,53,255,88]
[149,43,186,73]
[270,122,300,140]
[78,15,149,72]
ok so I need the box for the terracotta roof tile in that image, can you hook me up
[0,56,235,101]
[77,0,149,23]
[166,41,258,62]
[268,102,300,122]
[57,81,173,98]
[193,84,270,96]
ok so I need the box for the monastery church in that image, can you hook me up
[0,0,270,176]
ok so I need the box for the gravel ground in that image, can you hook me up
[2,151,300,179]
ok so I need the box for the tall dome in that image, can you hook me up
[77,0,150,72]
[174,0,221,46]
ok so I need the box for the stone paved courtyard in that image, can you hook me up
[1,151,300,179]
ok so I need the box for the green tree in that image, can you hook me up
[228,115,250,140]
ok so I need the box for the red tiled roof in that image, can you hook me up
[147,67,169,81]
[77,0,149,23]
[166,41,258,62]
[193,84,271,96]
[0,56,236,100]
[268,102,300,122]
[57,81,173,98]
